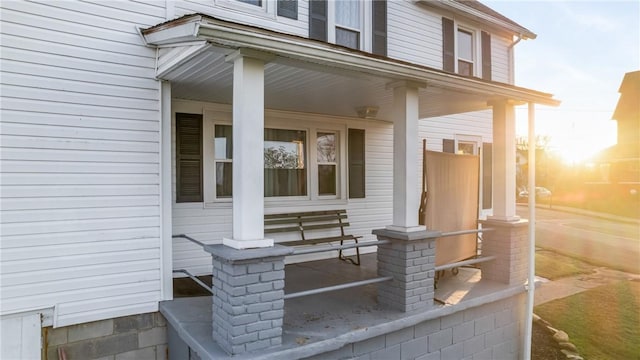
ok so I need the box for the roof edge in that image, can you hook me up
[143,14,559,106]
[417,0,537,39]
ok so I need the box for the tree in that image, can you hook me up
[516,135,559,190]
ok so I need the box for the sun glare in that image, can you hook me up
[516,107,618,166]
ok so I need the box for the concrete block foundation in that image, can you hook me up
[44,312,167,360]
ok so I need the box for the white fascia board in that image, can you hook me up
[143,18,202,46]
[195,21,559,106]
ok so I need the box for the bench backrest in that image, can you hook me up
[264,210,349,241]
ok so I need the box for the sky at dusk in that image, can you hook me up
[483,0,640,163]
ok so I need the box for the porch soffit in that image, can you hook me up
[144,14,559,119]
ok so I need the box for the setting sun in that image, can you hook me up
[516,107,619,166]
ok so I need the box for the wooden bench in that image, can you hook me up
[264,209,362,265]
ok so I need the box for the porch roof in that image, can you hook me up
[142,14,559,120]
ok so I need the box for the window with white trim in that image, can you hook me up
[201,112,356,204]
[456,140,477,155]
[317,132,338,195]
[214,125,233,198]
[335,0,362,50]
[237,0,261,6]
[215,0,298,19]
[457,28,474,77]
[264,128,308,197]
[442,18,492,80]
[308,0,386,55]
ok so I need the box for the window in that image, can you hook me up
[204,116,363,203]
[214,125,233,198]
[277,0,297,20]
[264,128,307,197]
[317,132,337,195]
[335,0,361,49]
[237,0,261,5]
[442,18,492,80]
[457,28,474,76]
[457,140,476,155]
[308,0,386,55]
[217,0,297,19]
[189,111,365,204]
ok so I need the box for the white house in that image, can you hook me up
[0,1,558,359]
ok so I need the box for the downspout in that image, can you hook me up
[523,102,536,360]
[508,34,523,84]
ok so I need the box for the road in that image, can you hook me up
[516,205,640,274]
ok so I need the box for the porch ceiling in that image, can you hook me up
[145,14,559,120]
[164,45,490,120]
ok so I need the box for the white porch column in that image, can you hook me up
[223,50,273,249]
[489,99,520,222]
[387,81,426,232]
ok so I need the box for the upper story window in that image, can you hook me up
[457,28,474,76]
[335,0,361,50]
[218,0,297,20]
[442,18,492,80]
[237,0,261,5]
[309,0,387,56]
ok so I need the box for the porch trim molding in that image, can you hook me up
[142,15,560,107]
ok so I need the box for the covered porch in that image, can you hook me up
[167,254,525,359]
[143,14,559,359]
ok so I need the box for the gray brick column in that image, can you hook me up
[372,229,441,312]
[479,219,529,285]
[205,245,293,355]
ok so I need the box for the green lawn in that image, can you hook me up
[534,281,640,360]
[535,249,595,280]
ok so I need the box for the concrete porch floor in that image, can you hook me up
[166,254,525,359]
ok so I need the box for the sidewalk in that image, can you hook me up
[534,267,640,306]
[526,203,640,305]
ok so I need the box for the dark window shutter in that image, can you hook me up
[348,128,365,198]
[443,138,455,153]
[176,113,203,203]
[277,0,297,20]
[481,31,492,80]
[372,0,387,56]
[309,0,327,42]
[482,142,493,209]
[442,17,455,73]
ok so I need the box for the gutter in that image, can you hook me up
[508,34,523,84]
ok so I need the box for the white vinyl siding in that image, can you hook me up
[387,1,511,82]
[0,1,164,327]
[387,0,442,68]
[174,0,308,37]
[491,34,511,83]
[171,100,392,275]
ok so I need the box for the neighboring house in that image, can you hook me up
[586,70,639,208]
[592,71,640,183]
[0,1,558,359]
